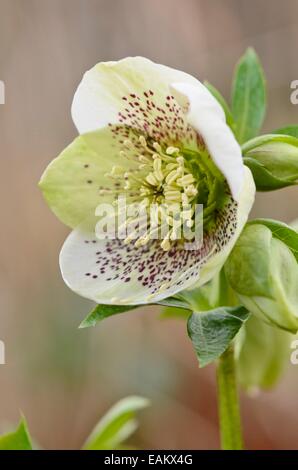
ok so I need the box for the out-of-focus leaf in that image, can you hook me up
[187,306,249,367]
[232,48,266,143]
[235,315,292,390]
[0,417,33,450]
[83,396,149,450]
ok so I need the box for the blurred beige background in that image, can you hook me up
[0,0,298,449]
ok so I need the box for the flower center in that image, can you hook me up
[102,134,225,250]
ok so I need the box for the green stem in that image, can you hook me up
[216,345,244,450]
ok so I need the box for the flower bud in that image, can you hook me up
[243,134,298,190]
[225,222,298,332]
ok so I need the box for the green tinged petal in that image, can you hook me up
[39,127,138,228]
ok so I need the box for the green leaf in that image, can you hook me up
[83,396,149,450]
[248,218,298,262]
[187,306,249,368]
[204,81,235,129]
[79,304,138,328]
[232,48,266,143]
[235,315,292,390]
[272,125,298,139]
[80,297,194,329]
[0,417,33,450]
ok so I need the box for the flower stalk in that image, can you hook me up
[216,345,243,450]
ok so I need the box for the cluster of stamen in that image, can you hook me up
[101,135,199,251]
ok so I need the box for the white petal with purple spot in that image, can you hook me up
[72,57,203,148]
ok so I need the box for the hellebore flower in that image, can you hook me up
[225,222,298,332]
[40,57,255,305]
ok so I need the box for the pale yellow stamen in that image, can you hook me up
[186,219,194,228]
[134,234,150,247]
[115,133,199,251]
[181,193,189,205]
[160,237,171,251]
[153,158,162,172]
[146,173,159,186]
[185,185,198,197]
[165,168,182,185]
[164,190,182,202]
[166,162,178,171]
[166,146,180,155]
[139,154,151,163]
[177,174,195,186]
[153,142,162,152]
[139,135,147,146]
